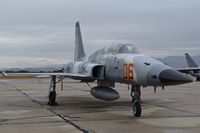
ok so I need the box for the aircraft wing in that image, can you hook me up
[6,72,92,80]
[176,67,200,73]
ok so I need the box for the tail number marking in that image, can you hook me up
[123,63,134,80]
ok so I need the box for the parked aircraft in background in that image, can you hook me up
[184,53,200,81]
[7,22,200,117]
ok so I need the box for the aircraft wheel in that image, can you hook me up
[133,102,141,117]
[48,91,57,105]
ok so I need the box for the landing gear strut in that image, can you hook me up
[131,85,141,117]
[48,76,58,105]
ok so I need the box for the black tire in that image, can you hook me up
[133,102,141,117]
[48,91,57,105]
[49,91,56,102]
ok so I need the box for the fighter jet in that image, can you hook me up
[184,53,200,81]
[8,22,199,117]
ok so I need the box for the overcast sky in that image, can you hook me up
[0,0,200,68]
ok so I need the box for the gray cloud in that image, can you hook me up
[0,0,200,68]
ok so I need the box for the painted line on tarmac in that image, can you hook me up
[4,82,89,133]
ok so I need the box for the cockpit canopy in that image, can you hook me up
[105,43,140,54]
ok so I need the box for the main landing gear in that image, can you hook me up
[48,76,58,106]
[131,85,141,117]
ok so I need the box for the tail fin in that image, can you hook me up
[74,21,86,61]
[185,53,198,67]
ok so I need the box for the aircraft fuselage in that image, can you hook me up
[65,43,192,87]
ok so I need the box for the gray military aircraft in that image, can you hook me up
[184,53,200,81]
[8,22,200,117]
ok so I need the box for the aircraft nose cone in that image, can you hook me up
[159,69,193,85]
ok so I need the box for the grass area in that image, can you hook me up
[0,74,35,78]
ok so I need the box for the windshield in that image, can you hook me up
[117,44,139,54]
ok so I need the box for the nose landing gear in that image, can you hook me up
[131,85,141,117]
[133,101,141,117]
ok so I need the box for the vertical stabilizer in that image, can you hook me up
[74,21,86,61]
[185,53,198,67]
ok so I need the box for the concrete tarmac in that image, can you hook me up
[0,78,200,133]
